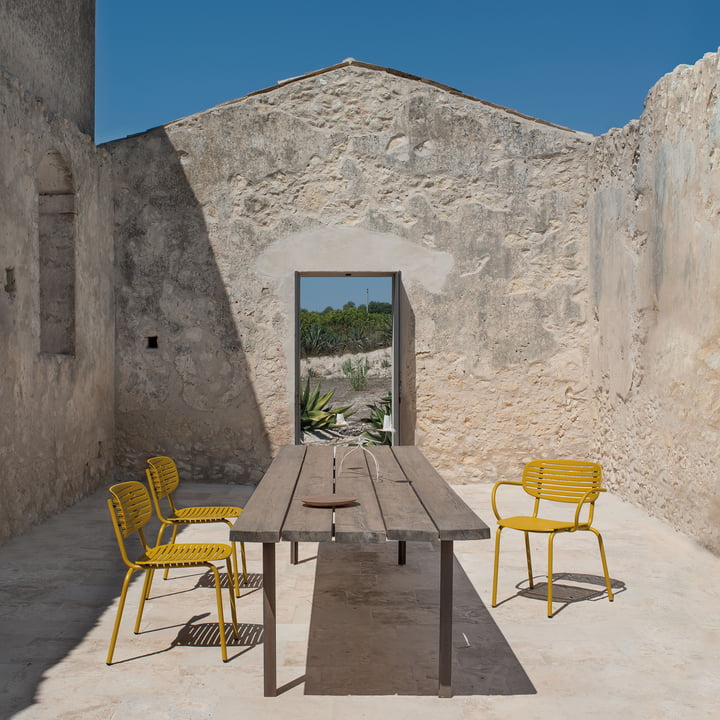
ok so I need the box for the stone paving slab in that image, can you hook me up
[0,481,718,719]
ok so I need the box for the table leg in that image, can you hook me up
[439,539,454,698]
[290,541,298,565]
[398,540,406,565]
[262,542,277,697]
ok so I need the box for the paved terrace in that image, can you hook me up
[1,480,718,719]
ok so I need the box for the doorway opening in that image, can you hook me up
[295,272,400,445]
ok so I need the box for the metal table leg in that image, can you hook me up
[262,542,277,697]
[439,539,454,698]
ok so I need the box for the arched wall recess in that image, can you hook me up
[37,149,76,355]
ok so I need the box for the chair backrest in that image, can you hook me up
[522,459,603,505]
[108,481,154,566]
[146,456,181,505]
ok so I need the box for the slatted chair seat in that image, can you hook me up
[146,456,248,597]
[491,459,614,617]
[498,516,577,533]
[141,542,233,566]
[173,506,242,522]
[106,481,239,664]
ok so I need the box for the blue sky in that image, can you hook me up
[96,0,719,144]
[300,277,392,313]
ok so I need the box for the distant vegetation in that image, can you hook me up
[300,301,392,357]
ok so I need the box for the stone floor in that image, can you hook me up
[1,481,718,719]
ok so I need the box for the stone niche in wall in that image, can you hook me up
[37,149,76,355]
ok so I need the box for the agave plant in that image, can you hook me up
[300,377,354,431]
[362,391,392,445]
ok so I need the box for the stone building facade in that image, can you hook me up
[1,1,718,554]
[1,0,115,543]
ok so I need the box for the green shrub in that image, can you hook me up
[342,356,370,391]
[300,377,354,431]
[362,392,392,445]
[299,306,392,357]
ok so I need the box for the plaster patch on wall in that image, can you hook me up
[255,226,454,292]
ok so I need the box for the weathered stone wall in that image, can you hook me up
[0,70,115,544]
[109,64,594,484]
[0,0,95,137]
[589,51,720,553]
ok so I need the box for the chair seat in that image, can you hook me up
[140,542,232,566]
[498,515,582,533]
[171,506,242,523]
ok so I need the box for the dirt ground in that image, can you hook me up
[300,348,392,446]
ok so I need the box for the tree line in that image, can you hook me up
[300,301,392,357]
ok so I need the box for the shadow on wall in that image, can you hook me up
[110,128,273,483]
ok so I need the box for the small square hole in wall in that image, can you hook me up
[146,336,158,349]
[4,267,16,294]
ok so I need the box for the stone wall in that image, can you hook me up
[0,0,95,137]
[109,63,594,484]
[589,51,720,553]
[0,70,115,544]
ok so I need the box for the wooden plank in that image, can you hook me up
[281,445,335,542]
[392,446,491,541]
[334,446,386,543]
[230,445,306,543]
[370,446,438,542]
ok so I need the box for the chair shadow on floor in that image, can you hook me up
[304,542,537,696]
[195,569,264,593]
[512,572,627,618]
[171,614,263,661]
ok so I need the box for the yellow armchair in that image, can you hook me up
[491,459,613,617]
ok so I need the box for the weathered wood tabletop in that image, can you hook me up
[230,444,490,698]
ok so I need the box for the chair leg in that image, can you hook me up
[491,526,503,607]
[240,542,248,585]
[155,520,170,547]
[142,565,155,601]
[107,568,135,665]
[162,525,179,580]
[226,558,239,638]
[590,527,614,602]
[135,569,154,633]
[210,564,230,662]
[547,532,557,617]
[524,531,534,589]
[229,541,240,598]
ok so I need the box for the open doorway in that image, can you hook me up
[295,272,399,445]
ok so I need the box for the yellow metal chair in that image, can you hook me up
[491,459,614,617]
[145,456,248,598]
[106,480,239,664]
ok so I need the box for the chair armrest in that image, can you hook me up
[491,480,523,521]
[572,487,606,528]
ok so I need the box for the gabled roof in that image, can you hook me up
[216,58,581,134]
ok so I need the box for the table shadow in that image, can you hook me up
[304,541,536,696]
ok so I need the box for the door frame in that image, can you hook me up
[294,271,401,445]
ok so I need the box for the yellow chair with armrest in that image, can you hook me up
[491,459,614,617]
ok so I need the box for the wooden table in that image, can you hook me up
[229,444,490,698]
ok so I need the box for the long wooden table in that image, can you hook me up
[229,444,490,697]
